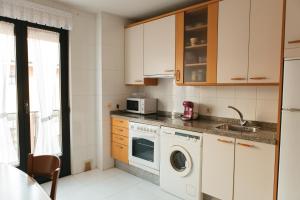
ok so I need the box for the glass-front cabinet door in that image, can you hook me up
[175,2,218,85]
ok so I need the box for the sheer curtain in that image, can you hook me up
[0,21,18,164]
[28,28,61,156]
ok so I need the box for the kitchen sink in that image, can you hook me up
[215,123,259,133]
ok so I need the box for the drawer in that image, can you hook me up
[112,118,128,128]
[112,142,128,164]
[112,134,128,146]
[112,126,128,137]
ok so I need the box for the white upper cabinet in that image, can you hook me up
[217,0,283,84]
[144,15,176,77]
[285,0,300,58]
[125,24,144,85]
[248,0,283,83]
[217,0,250,83]
[202,134,235,200]
[234,139,275,200]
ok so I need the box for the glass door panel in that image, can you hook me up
[0,21,19,165]
[27,27,62,156]
[184,8,208,82]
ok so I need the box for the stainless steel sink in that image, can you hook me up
[215,123,259,133]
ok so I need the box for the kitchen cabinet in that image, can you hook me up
[248,0,283,83]
[125,24,144,85]
[144,15,176,77]
[217,0,250,83]
[176,2,218,85]
[234,139,275,200]
[111,117,129,163]
[285,0,300,58]
[202,135,275,200]
[202,134,235,200]
[217,0,283,84]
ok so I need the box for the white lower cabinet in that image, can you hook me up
[202,136,275,200]
[202,134,235,200]
[234,139,275,200]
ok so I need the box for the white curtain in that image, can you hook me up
[0,0,72,30]
[28,28,61,156]
[0,21,18,164]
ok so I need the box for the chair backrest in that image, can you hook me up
[27,153,61,200]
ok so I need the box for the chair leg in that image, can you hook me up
[50,168,60,200]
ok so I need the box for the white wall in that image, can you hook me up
[96,12,138,170]
[28,0,98,174]
[143,79,279,123]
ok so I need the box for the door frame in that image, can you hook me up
[0,16,71,178]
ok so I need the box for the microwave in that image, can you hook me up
[126,98,157,114]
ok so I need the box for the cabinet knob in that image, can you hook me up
[249,77,267,80]
[231,77,246,81]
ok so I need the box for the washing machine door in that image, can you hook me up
[169,145,192,177]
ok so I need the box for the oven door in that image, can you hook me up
[129,132,159,174]
[126,98,141,114]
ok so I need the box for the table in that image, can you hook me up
[0,164,50,200]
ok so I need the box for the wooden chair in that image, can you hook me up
[27,153,61,200]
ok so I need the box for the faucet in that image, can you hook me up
[228,106,248,126]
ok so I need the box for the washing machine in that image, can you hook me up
[160,126,203,200]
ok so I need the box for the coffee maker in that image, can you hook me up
[181,101,194,121]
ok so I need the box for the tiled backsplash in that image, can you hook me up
[141,79,279,123]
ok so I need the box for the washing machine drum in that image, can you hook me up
[169,145,192,177]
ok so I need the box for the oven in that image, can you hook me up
[129,122,160,175]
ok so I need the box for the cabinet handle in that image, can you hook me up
[288,40,300,44]
[165,69,175,72]
[249,77,267,80]
[176,70,180,81]
[237,142,255,148]
[231,77,246,81]
[283,108,300,112]
[217,139,234,144]
[135,80,143,83]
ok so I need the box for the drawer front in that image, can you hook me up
[112,142,128,163]
[112,118,128,128]
[112,126,128,137]
[112,134,128,146]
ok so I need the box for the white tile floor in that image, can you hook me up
[42,168,180,200]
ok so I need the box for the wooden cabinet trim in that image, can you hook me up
[125,0,220,28]
[207,2,218,83]
[112,126,128,137]
[111,118,129,128]
[112,142,128,164]
[175,12,184,84]
[112,134,128,146]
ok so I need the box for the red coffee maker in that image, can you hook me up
[181,101,194,121]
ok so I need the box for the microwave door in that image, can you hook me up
[127,100,140,113]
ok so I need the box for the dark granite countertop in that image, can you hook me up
[111,111,277,145]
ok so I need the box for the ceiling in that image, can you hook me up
[52,0,204,20]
